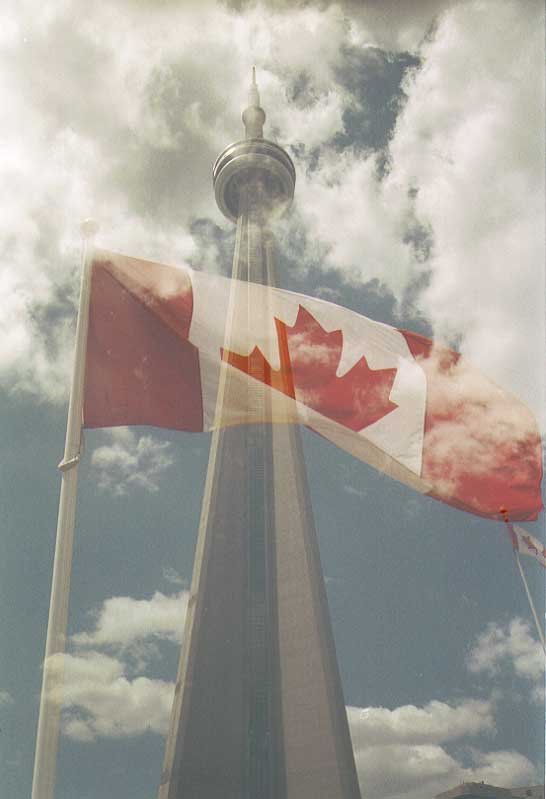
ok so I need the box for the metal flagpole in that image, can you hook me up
[502,513,546,653]
[514,550,546,652]
[31,219,99,799]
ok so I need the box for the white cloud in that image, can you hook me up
[0,0,362,402]
[56,650,174,742]
[465,749,542,791]
[91,428,175,495]
[276,86,347,152]
[291,0,545,425]
[340,0,455,53]
[347,698,537,799]
[0,689,14,706]
[162,566,188,587]
[343,483,366,498]
[293,148,421,295]
[57,588,188,741]
[244,3,350,94]
[72,589,188,650]
[1,0,543,430]
[344,613,543,798]
[467,617,544,703]
[353,740,460,799]
[60,595,540,799]
[386,0,545,420]
[233,0,454,53]
[347,698,494,746]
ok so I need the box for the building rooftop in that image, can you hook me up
[435,784,544,799]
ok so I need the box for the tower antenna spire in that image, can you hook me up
[250,65,259,103]
[243,66,265,139]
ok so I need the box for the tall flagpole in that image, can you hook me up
[514,551,546,652]
[502,515,546,653]
[31,219,99,799]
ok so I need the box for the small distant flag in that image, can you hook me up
[501,511,546,649]
[504,519,546,568]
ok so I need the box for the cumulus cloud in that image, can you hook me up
[162,566,188,587]
[347,698,495,747]
[3,0,542,431]
[91,427,175,495]
[228,0,454,52]
[291,0,544,424]
[59,597,540,799]
[0,0,360,402]
[386,0,545,418]
[345,0,453,52]
[55,588,188,741]
[51,592,541,799]
[293,148,422,295]
[467,617,544,703]
[464,749,542,791]
[347,699,537,799]
[0,690,14,706]
[380,615,546,795]
[56,650,174,742]
[72,590,187,651]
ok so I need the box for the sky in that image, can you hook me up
[0,1,544,798]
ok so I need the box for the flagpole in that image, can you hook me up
[514,550,546,652]
[501,514,546,653]
[31,219,99,799]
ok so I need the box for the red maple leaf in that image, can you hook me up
[222,304,398,431]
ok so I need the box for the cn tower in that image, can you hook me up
[158,70,362,799]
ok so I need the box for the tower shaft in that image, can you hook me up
[158,79,361,799]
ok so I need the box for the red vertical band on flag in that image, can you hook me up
[84,255,203,431]
[402,330,543,521]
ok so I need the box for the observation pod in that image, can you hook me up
[213,138,296,222]
[214,66,295,223]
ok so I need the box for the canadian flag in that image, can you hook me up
[84,251,543,522]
